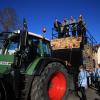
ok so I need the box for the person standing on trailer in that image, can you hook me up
[54,18,62,38]
[62,17,69,37]
[70,16,76,37]
[78,65,87,100]
[77,15,86,37]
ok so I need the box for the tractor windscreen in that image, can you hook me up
[7,41,19,55]
[2,34,19,55]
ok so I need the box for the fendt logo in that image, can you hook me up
[0,61,12,65]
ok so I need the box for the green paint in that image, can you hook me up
[0,54,14,62]
[0,54,14,74]
[25,57,42,75]
[0,65,11,74]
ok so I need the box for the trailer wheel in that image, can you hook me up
[30,62,70,100]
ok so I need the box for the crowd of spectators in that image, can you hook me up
[78,64,100,100]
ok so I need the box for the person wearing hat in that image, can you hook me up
[77,15,86,37]
[70,16,76,37]
[54,18,62,38]
[62,17,69,37]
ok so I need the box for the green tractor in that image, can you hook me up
[0,19,70,100]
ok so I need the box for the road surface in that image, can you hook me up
[67,87,100,100]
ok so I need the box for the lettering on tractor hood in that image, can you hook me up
[0,61,12,65]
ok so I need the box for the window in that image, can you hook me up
[43,42,51,56]
[7,42,18,55]
[32,38,40,55]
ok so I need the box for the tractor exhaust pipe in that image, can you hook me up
[19,18,28,50]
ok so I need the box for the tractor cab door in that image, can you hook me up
[40,39,51,57]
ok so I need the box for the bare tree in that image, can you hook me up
[0,7,20,31]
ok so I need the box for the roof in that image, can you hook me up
[14,30,50,42]
[94,44,100,48]
[0,31,50,42]
[28,32,50,41]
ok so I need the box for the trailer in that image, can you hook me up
[51,20,97,93]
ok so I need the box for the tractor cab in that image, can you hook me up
[1,32,51,56]
[0,28,51,75]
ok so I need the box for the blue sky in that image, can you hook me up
[0,0,100,43]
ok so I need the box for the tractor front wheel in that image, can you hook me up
[30,61,70,100]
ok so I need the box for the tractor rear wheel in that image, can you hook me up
[30,62,70,100]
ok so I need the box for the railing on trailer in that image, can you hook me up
[52,23,97,48]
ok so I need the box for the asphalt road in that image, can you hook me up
[67,88,100,100]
